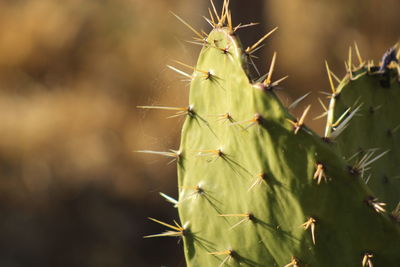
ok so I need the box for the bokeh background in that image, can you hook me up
[0,0,399,266]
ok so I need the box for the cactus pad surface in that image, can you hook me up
[175,26,400,266]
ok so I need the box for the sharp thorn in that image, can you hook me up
[264,52,277,86]
[325,60,336,94]
[246,27,278,54]
[170,11,205,40]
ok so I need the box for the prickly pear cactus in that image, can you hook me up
[324,47,400,212]
[141,1,400,266]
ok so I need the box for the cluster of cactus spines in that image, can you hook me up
[140,1,400,266]
[320,43,400,214]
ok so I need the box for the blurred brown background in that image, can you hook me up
[0,0,398,266]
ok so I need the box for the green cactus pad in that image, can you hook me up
[330,62,400,211]
[176,26,400,266]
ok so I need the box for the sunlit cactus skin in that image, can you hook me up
[175,25,400,267]
[141,1,400,266]
[328,59,400,212]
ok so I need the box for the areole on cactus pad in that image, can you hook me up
[139,1,400,266]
